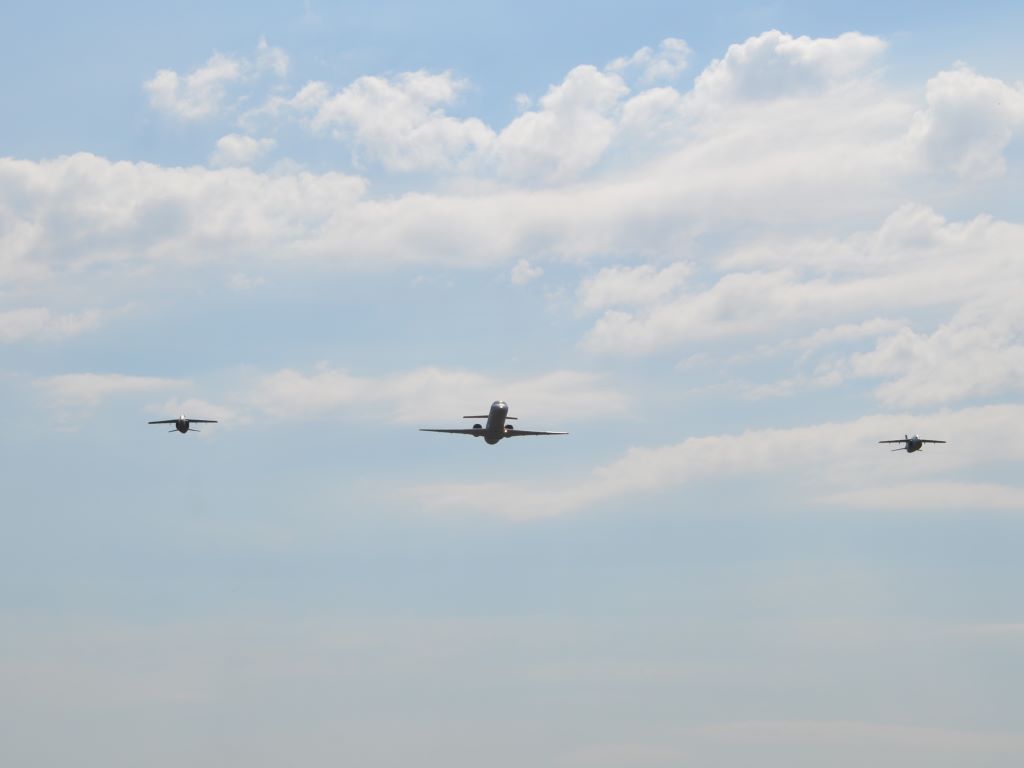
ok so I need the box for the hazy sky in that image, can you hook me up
[3,2,1024,766]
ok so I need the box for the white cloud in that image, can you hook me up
[411,403,1024,524]
[851,289,1024,406]
[577,263,691,311]
[309,71,495,171]
[242,80,331,128]
[255,36,289,78]
[0,153,368,284]
[9,34,1024,402]
[412,404,1024,519]
[793,319,905,355]
[0,307,101,343]
[489,65,628,180]
[909,64,1024,179]
[210,133,276,167]
[582,206,1024,399]
[40,373,187,408]
[618,86,686,142]
[608,38,691,84]
[692,30,887,106]
[234,30,900,185]
[243,365,627,425]
[741,367,844,399]
[145,53,245,120]
[144,39,289,121]
[509,259,543,285]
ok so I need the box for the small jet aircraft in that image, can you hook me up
[420,400,567,445]
[148,415,218,434]
[879,434,946,453]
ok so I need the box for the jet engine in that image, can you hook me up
[505,423,514,432]
[473,423,483,430]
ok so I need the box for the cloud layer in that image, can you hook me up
[414,403,1024,519]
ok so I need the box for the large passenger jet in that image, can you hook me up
[420,401,567,445]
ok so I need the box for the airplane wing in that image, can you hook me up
[878,439,909,444]
[420,428,481,435]
[920,439,946,443]
[189,419,219,424]
[463,415,517,420]
[148,420,177,424]
[505,429,568,437]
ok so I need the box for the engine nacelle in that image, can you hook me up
[505,423,514,432]
[473,423,483,430]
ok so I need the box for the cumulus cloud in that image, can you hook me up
[254,36,289,78]
[0,307,102,343]
[909,64,1024,179]
[0,153,367,283]
[608,38,692,84]
[582,205,1024,410]
[509,259,543,285]
[145,53,244,120]
[180,30,903,184]
[9,31,1024,419]
[0,108,907,287]
[488,65,629,180]
[144,38,288,120]
[851,288,1024,407]
[309,71,495,171]
[210,133,276,167]
[692,30,887,106]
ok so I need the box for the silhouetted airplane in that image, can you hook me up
[420,401,567,445]
[879,434,946,453]
[149,414,218,434]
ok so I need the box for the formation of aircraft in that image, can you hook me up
[145,403,946,456]
[148,414,218,434]
[419,400,567,445]
[878,434,947,453]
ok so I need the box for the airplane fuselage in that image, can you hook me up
[905,437,923,452]
[483,401,510,444]
[176,417,190,434]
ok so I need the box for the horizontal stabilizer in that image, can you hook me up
[463,415,517,419]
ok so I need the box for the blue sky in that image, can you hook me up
[3,2,1024,766]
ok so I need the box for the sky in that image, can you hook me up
[3,2,1024,766]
